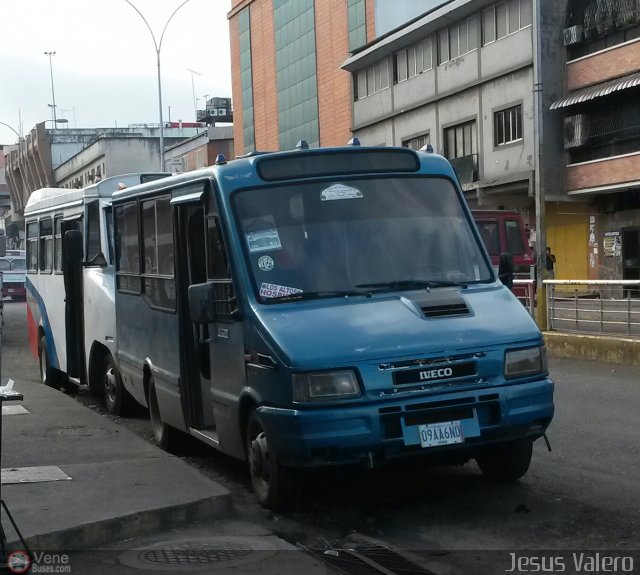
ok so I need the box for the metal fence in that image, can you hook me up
[545,280,640,336]
[513,279,536,318]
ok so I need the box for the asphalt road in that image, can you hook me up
[3,300,639,573]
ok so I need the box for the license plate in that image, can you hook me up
[419,421,464,448]
[7,289,14,293]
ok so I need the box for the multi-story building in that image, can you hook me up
[553,0,640,282]
[342,0,588,278]
[4,123,203,216]
[163,126,235,173]
[227,0,378,153]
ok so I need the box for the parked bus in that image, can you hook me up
[98,144,554,509]
[24,173,170,414]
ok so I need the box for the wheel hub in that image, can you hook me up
[105,368,117,400]
[249,432,269,479]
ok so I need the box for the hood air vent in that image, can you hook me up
[410,290,470,319]
[421,302,469,318]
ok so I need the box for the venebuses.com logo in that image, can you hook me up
[7,550,31,574]
[7,550,71,574]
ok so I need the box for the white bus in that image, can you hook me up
[24,173,170,414]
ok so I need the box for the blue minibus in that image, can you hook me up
[78,143,554,509]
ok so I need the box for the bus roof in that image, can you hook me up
[25,172,171,215]
[111,146,456,203]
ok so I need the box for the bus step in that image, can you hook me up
[189,428,220,449]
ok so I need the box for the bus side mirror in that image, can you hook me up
[498,252,514,290]
[62,230,83,272]
[188,282,217,324]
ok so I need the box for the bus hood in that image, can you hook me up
[254,286,541,368]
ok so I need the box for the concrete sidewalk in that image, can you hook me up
[0,302,233,551]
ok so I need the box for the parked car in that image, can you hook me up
[0,254,27,301]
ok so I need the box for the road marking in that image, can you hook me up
[1,466,72,484]
[2,405,29,415]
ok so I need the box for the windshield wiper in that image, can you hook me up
[272,289,371,302]
[355,279,468,292]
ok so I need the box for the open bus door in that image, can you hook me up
[62,226,86,383]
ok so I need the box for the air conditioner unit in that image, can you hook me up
[563,25,584,46]
[564,114,590,149]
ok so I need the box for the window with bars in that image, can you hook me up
[402,133,431,150]
[395,38,432,83]
[482,0,533,45]
[494,105,523,146]
[438,18,478,65]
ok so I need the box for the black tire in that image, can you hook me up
[38,335,59,389]
[103,354,132,416]
[476,440,533,482]
[246,410,298,510]
[148,378,182,453]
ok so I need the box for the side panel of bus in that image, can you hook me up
[114,195,184,427]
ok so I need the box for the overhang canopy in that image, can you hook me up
[550,71,640,110]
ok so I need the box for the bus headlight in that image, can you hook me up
[292,370,361,402]
[504,346,548,380]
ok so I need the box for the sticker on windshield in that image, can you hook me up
[320,184,363,201]
[259,283,303,299]
[246,228,282,253]
[258,255,275,272]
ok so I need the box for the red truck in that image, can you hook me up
[471,210,535,284]
[0,252,27,301]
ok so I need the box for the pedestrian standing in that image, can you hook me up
[545,247,556,279]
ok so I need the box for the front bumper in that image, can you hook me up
[258,378,554,467]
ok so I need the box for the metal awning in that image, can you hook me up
[550,71,640,110]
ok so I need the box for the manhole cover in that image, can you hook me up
[119,537,280,571]
[143,542,251,564]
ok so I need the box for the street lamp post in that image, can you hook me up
[122,0,196,171]
[44,51,58,126]
[0,121,22,141]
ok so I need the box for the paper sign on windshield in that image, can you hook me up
[259,283,303,299]
[320,184,363,201]
[246,228,282,253]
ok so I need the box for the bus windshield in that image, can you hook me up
[12,258,26,271]
[233,176,493,302]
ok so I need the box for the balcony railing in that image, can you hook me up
[449,154,479,185]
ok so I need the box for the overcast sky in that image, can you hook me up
[0,0,232,144]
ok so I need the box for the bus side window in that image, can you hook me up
[39,218,53,274]
[26,221,39,273]
[54,216,63,272]
[86,201,101,262]
[115,202,142,294]
[206,216,230,280]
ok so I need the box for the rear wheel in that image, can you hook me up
[38,335,59,389]
[246,410,297,510]
[476,440,533,482]
[148,378,182,453]
[103,355,132,416]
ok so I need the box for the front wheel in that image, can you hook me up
[476,440,533,482]
[246,410,297,510]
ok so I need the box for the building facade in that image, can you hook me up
[4,123,203,216]
[343,0,592,280]
[163,126,235,173]
[228,0,377,154]
[552,0,640,282]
